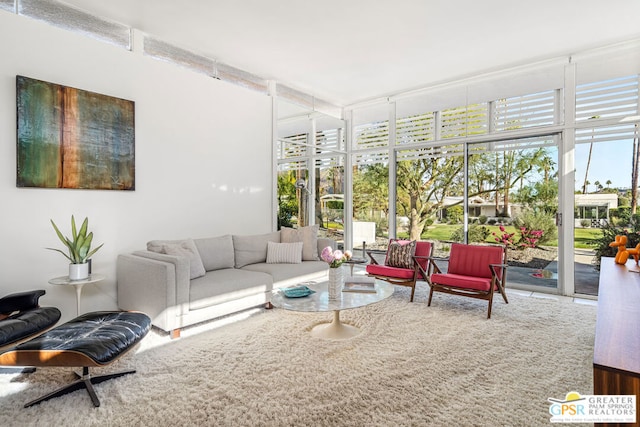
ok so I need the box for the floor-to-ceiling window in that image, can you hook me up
[276,100,346,240]
[572,74,640,295]
[391,92,562,292]
[276,43,640,297]
[351,105,390,254]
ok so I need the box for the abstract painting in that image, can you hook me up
[16,75,135,190]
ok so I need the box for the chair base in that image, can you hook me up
[24,366,136,408]
[366,275,417,302]
[428,284,509,319]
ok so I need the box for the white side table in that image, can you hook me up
[48,274,106,316]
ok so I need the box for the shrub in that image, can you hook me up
[487,218,497,225]
[470,225,491,243]
[613,206,632,225]
[278,199,298,229]
[478,215,488,225]
[446,205,464,224]
[517,227,544,248]
[450,225,490,243]
[512,210,556,245]
[580,219,590,228]
[593,218,640,269]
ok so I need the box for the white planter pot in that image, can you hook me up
[69,263,89,281]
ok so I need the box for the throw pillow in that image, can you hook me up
[232,231,281,268]
[385,240,417,269]
[149,238,206,280]
[281,224,319,261]
[194,235,235,271]
[266,241,303,264]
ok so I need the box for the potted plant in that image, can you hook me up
[47,215,104,280]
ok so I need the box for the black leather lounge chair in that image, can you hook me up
[0,311,151,407]
[0,290,61,351]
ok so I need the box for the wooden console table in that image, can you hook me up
[593,257,640,427]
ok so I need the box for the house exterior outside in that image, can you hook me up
[439,196,526,223]
[574,193,618,227]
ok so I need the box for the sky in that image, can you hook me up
[574,140,633,192]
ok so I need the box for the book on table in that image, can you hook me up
[342,276,376,293]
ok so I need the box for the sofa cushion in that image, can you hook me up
[266,241,303,264]
[189,269,273,311]
[147,238,206,279]
[194,235,235,271]
[241,261,328,287]
[281,225,319,261]
[233,231,281,268]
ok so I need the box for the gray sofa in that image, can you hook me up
[116,229,334,336]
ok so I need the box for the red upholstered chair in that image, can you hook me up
[428,243,508,318]
[365,240,433,302]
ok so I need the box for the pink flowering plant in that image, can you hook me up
[320,246,352,268]
[492,225,516,248]
[518,227,544,249]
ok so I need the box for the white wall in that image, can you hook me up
[0,12,273,321]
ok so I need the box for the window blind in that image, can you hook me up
[576,123,638,145]
[315,129,343,154]
[494,91,556,131]
[278,134,307,160]
[396,112,435,145]
[441,103,488,139]
[397,143,464,162]
[354,121,389,149]
[314,156,343,168]
[576,75,639,122]
[278,160,307,172]
[472,135,557,154]
[353,150,389,166]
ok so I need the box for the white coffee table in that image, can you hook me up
[271,279,394,340]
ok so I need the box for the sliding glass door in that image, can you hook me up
[396,135,561,292]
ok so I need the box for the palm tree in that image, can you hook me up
[582,116,600,194]
[632,124,640,214]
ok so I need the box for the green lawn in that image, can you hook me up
[416,224,603,249]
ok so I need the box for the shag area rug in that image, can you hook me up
[0,287,596,427]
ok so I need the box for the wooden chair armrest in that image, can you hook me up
[412,255,434,277]
[426,255,447,274]
[489,263,508,279]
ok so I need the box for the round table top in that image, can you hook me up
[271,279,394,313]
[48,274,106,286]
